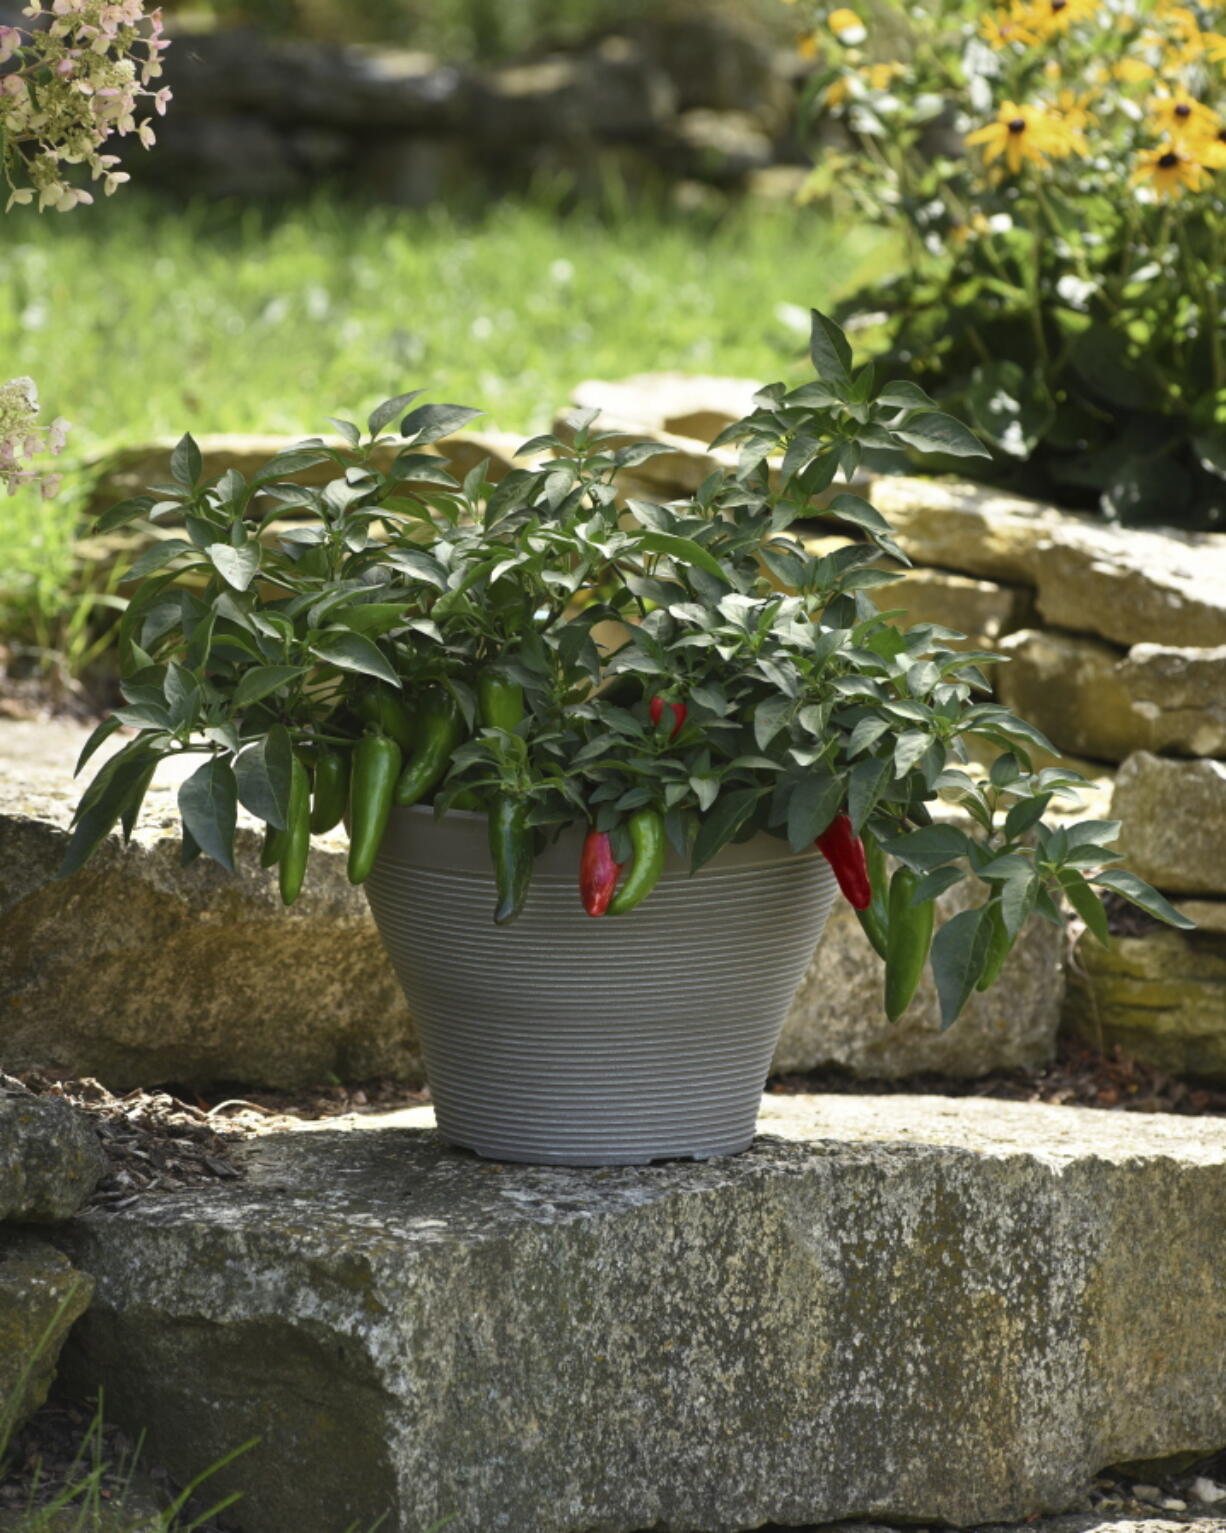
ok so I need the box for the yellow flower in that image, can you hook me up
[1130,143,1208,197]
[1148,92,1222,140]
[964,100,1078,174]
[980,5,1039,49]
[1115,56,1156,84]
[863,61,905,91]
[1030,0,1098,39]
[828,8,867,44]
[1156,4,1202,43]
[1052,87,1096,135]
[1203,31,1226,63]
[798,30,820,60]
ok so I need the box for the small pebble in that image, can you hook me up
[1161,1498,1187,1511]
[1132,1484,1163,1503]
[1192,1476,1226,1505]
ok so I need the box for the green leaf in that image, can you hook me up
[930,906,991,1029]
[324,416,361,448]
[178,757,238,873]
[693,787,762,872]
[848,755,890,833]
[368,389,426,438]
[207,543,261,592]
[893,730,932,779]
[400,402,484,447]
[93,495,157,535]
[754,695,793,752]
[170,433,203,489]
[886,824,971,872]
[1091,869,1196,929]
[233,665,309,709]
[875,380,936,410]
[786,772,843,854]
[123,538,199,583]
[637,532,728,584]
[1003,794,1051,840]
[309,631,400,688]
[1058,868,1109,946]
[58,747,163,879]
[234,726,294,830]
[1000,866,1039,939]
[808,308,852,384]
[890,411,990,460]
[73,715,123,777]
[911,865,964,903]
[1064,819,1122,849]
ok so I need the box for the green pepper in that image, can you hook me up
[279,752,311,906]
[608,808,666,917]
[854,831,890,960]
[884,865,935,1023]
[309,745,349,834]
[489,794,533,925]
[260,821,285,870]
[975,900,1011,993]
[353,685,414,755]
[347,733,402,885]
[477,673,525,733]
[394,691,462,808]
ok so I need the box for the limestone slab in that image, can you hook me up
[1063,903,1226,1082]
[54,1095,1226,1533]
[1112,753,1226,897]
[996,632,1226,763]
[0,1232,93,1437]
[0,1083,106,1223]
[1034,525,1226,650]
[568,373,762,442]
[779,877,1064,1078]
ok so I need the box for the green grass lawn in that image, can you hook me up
[0,193,892,653]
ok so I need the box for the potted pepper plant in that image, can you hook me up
[61,310,1191,1165]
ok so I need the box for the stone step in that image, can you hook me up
[2,720,1065,1090]
[52,1095,1226,1533]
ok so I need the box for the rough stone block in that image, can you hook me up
[0,1233,93,1437]
[1063,900,1226,1082]
[874,566,1030,651]
[0,1083,106,1223]
[996,631,1226,763]
[780,876,1064,1079]
[1112,753,1226,897]
[569,373,762,442]
[1034,524,1226,650]
[55,1096,1226,1533]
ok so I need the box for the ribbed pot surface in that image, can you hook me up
[365,807,837,1166]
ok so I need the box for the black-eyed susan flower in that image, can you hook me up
[1030,0,1098,39]
[980,4,1039,49]
[1203,31,1226,63]
[964,100,1079,174]
[1115,56,1157,85]
[1130,142,1208,197]
[1148,92,1221,138]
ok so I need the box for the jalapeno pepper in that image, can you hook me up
[489,794,533,926]
[309,744,349,835]
[394,692,462,808]
[854,830,889,960]
[260,821,285,870]
[347,733,402,885]
[608,808,666,917]
[884,865,935,1023]
[353,685,414,755]
[279,752,311,907]
[478,673,525,733]
[648,695,686,740]
[975,900,1011,992]
[579,828,622,917]
[816,813,872,910]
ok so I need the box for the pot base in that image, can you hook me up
[438,1131,755,1168]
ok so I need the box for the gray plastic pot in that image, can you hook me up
[364,805,837,1166]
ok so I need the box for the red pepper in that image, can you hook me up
[579,828,623,917]
[816,813,872,910]
[649,696,687,739]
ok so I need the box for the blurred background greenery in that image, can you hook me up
[1,0,893,689]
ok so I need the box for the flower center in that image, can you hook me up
[1051,0,1067,11]
[1008,116,1027,133]
[1158,151,1180,169]
[1175,102,1191,118]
